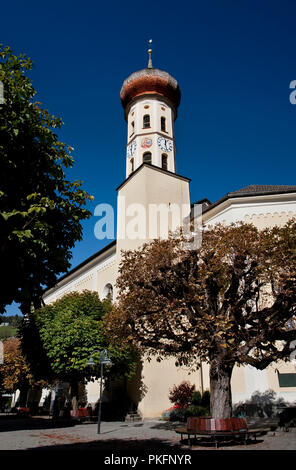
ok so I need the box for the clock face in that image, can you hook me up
[157,136,173,152]
[127,141,137,158]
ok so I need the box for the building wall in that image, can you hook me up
[133,356,201,418]
[43,249,117,304]
[202,193,296,227]
[117,164,191,255]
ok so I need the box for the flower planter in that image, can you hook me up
[70,408,91,419]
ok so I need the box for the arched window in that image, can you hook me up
[130,157,134,173]
[162,154,168,170]
[143,114,150,128]
[143,152,152,165]
[130,121,135,137]
[102,283,113,300]
[161,116,166,132]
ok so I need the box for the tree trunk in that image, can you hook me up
[18,384,30,407]
[209,360,234,419]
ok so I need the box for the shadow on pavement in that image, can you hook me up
[181,436,265,449]
[0,416,76,432]
[150,421,179,431]
[26,437,188,452]
[24,437,268,452]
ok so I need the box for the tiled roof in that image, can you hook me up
[228,185,296,196]
[202,185,296,214]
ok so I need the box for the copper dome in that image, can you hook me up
[120,68,181,120]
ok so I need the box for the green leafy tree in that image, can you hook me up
[0,45,92,314]
[107,221,296,419]
[25,290,138,409]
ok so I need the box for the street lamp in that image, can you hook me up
[87,349,112,434]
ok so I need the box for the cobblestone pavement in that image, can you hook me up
[0,417,295,451]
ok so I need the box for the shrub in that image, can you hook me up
[190,390,210,408]
[169,407,187,422]
[168,381,195,408]
[201,390,210,408]
[166,386,211,420]
[185,405,209,418]
[191,391,202,406]
[161,405,181,420]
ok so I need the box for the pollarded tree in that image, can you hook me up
[105,222,296,418]
[23,290,139,409]
[0,45,92,314]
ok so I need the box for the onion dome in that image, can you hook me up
[120,67,181,120]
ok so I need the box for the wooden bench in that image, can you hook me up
[175,426,266,448]
[175,417,267,448]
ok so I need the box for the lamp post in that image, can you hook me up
[87,349,112,434]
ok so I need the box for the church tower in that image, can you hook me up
[116,45,191,254]
[116,48,193,417]
[120,47,181,177]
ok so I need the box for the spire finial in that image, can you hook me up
[148,39,153,68]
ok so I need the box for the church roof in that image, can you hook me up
[202,185,296,214]
[120,67,181,118]
[116,162,191,191]
[228,185,296,196]
[43,240,116,296]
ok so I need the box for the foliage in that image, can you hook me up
[0,325,17,341]
[167,407,187,422]
[162,402,209,422]
[0,338,36,392]
[185,404,209,418]
[191,390,202,405]
[185,390,211,419]
[161,404,181,420]
[2,315,23,328]
[191,389,210,409]
[25,290,139,384]
[233,390,289,418]
[201,390,210,408]
[106,221,296,418]
[0,315,22,340]
[168,381,195,408]
[20,308,56,384]
[0,45,92,314]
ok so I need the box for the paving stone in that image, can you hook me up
[0,417,295,451]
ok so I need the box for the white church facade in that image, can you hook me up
[43,56,296,418]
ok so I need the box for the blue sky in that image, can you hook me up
[2,0,296,314]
